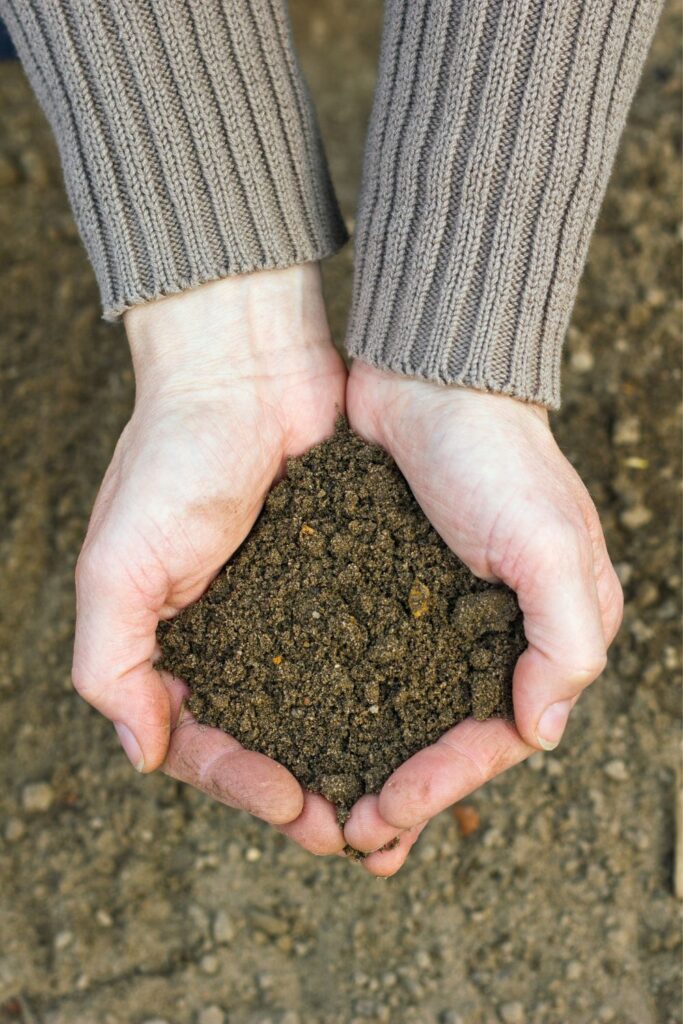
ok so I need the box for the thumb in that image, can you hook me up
[507,519,607,750]
[72,544,172,771]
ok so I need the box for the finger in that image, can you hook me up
[163,703,304,825]
[73,547,172,771]
[275,792,346,855]
[594,555,624,646]
[378,718,531,830]
[506,520,607,751]
[362,821,428,877]
[343,794,403,854]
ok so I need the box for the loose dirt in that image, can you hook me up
[0,2,680,1021]
[158,420,525,820]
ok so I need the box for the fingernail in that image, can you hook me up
[114,722,145,772]
[536,699,573,751]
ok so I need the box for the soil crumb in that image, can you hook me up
[157,419,526,821]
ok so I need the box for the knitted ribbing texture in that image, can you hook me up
[346,0,663,407]
[1,0,348,319]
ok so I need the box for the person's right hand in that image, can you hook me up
[72,264,347,856]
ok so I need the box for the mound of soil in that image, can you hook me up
[157,419,526,821]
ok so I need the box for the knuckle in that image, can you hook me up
[540,513,589,566]
[606,570,625,630]
[571,650,608,686]
[70,656,95,700]
[74,542,101,593]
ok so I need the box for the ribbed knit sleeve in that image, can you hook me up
[1,0,347,319]
[346,0,662,408]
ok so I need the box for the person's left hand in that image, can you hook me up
[342,360,623,876]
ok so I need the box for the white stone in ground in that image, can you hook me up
[22,782,54,812]
[198,1007,225,1024]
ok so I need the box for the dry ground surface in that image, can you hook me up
[0,2,681,1022]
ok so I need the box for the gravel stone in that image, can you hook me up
[620,505,653,530]
[612,416,642,445]
[4,817,25,841]
[200,954,219,975]
[22,782,54,812]
[213,909,236,944]
[198,1008,225,1024]
[604,760,630,782]
[499,1002,525,1024]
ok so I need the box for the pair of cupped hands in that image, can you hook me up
[73,263,623,876]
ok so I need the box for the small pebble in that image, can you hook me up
[257,971,274,992]
[96,909,113,927]
[570,349,594,373]
[415,949,432,969]
[620,505,652,530]
[646,287,666,307]
[22,782,54,813]
[245,847,262,862]
[54,930,74,951]
[664,646,680,670]
[4,817,25,842]
[612,416,641,446]
[565,960,583,980]
[499,1002,525,1024]
[198,1007,225,1024]
[604,759,629,782]
[482,827,503,848]
[200,954,219,975]
[213,909,236,944]
[615,562,633,586]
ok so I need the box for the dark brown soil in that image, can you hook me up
[158,419,526,820]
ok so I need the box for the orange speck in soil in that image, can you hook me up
[452,803,480,837]
[408,579,431,618]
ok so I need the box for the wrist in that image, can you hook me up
[349,360,549,447]
[124,263,336,399]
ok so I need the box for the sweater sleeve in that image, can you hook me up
[0,0,347,319]
[345,0,663,408]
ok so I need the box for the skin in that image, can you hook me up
[342,361,623,867]
[72,262,623,875]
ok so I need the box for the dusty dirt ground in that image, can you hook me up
[0,2,681,1022]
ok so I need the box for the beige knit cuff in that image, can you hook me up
[346,0,662,408]
[3,0,348,319]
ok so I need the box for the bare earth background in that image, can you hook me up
[0,2,681,1023]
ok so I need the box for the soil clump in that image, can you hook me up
[158,420,526,820]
